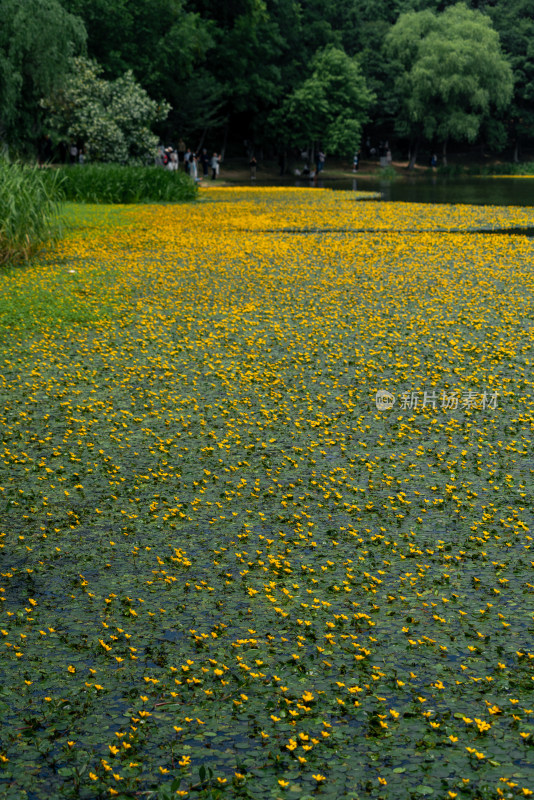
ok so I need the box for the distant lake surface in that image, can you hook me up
[228,174,534,207]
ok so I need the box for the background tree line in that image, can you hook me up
[1,0,532,165]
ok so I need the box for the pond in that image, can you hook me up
[354,175,534,206]
[229,174,534,207]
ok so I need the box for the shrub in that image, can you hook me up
[378,165,397,180]
[49,164,198,203]
[484,161,534,176]
[0,159,62,266]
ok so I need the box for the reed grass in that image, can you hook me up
[0,159,62,266]
[51,164,198,203]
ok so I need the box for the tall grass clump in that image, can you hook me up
[445,161,534,176]
[52,164,198,203]
[478,161,534,176]
[0,159,63,266]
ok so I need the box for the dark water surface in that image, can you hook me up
[359,175,534,206]
[228,174,534,207]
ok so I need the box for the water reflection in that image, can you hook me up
[372,175,534,206]
[243,174,534,207]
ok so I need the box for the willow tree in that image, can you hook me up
[386,2,513,166]
[0,0,86,151]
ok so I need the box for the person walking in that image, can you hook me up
[189,154,198,181]
[69,142,78,165]
[200,149,209,178]
[184,148,192,174]
[211,152,220,180]
[177,138,186,165]
[249,155,257,180]
[165,147,174,170]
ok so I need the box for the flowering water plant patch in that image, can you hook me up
[0,188,533,799]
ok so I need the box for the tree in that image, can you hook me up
[59,0,218,145]
[488,0,534,161]
[0,0,86,150]
[184,0,289,150]
[386,2,513,165]
[42,57,170,163]
[271,45,374,156]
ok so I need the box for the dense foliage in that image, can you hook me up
[1,0,533,162]
[386,4,513,165]
[0,0,85,150]
[41,57,170,164]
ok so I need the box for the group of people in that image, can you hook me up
[293,148,326,180]
[157,142,221,181]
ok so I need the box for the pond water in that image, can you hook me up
[229,174,534,207]
[355,175,534,206]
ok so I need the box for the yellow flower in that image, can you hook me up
[286,739,297,751]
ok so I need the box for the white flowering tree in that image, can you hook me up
[42,57,170,163]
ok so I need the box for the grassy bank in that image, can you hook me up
[1,188,534,799]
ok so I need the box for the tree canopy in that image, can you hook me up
[386,3,513,162]
[272,46,374,155]
[1,0,531,163]
[42,57,170,163]
[0,0,85,148]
